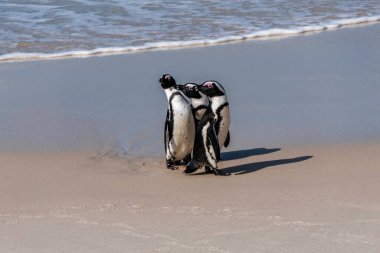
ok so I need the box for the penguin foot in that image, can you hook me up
[182,154,192,165]
[213,168,231,176]
[205,166,213,174]
[166,160,178,170]
[184,162,199,174]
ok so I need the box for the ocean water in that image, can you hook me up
[1,0,380,61]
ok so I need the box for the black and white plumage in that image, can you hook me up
[160,74,195,169]
[198,81,231,153]
[176,83,209,125]
[184,108,230,176]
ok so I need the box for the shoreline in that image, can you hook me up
[1,15,380,63]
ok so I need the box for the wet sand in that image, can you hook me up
[0,24,380,252]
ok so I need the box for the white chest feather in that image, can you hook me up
[192,94,209,121]
[191,93,209,108]
[195,108,207,121]
[210,95,227,113]
[210,95,230,148]
[216,106,230,148]
[202,122,217,168]
[165,88,195,160]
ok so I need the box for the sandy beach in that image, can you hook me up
[1,24,380,252]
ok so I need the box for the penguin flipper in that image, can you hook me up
[224,130,230,148]
[164,110,169,154]
[208,126,220,163]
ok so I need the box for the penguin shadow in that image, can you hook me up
[221,148,281,161]
[192,148,312,176]
[222,156,313,176]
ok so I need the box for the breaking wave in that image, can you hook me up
[1,15,380,63]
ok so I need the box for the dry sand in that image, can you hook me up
[1,144,380,252]
[1,24,380,252]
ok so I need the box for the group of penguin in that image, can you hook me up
[159,74,231,176]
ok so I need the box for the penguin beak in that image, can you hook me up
[159,77,162,83]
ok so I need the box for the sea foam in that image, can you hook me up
[1,15,379,63]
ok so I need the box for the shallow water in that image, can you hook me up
[1,0,380,61]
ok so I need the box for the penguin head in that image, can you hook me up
[198,81,226,97]
[177,83,202,99]
[159,74,177,89]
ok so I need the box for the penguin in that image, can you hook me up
[184,107,230,176]
[160,74,195,169]
[176,83,209,125]
[176,83,213,173]
[198,81,231,154]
